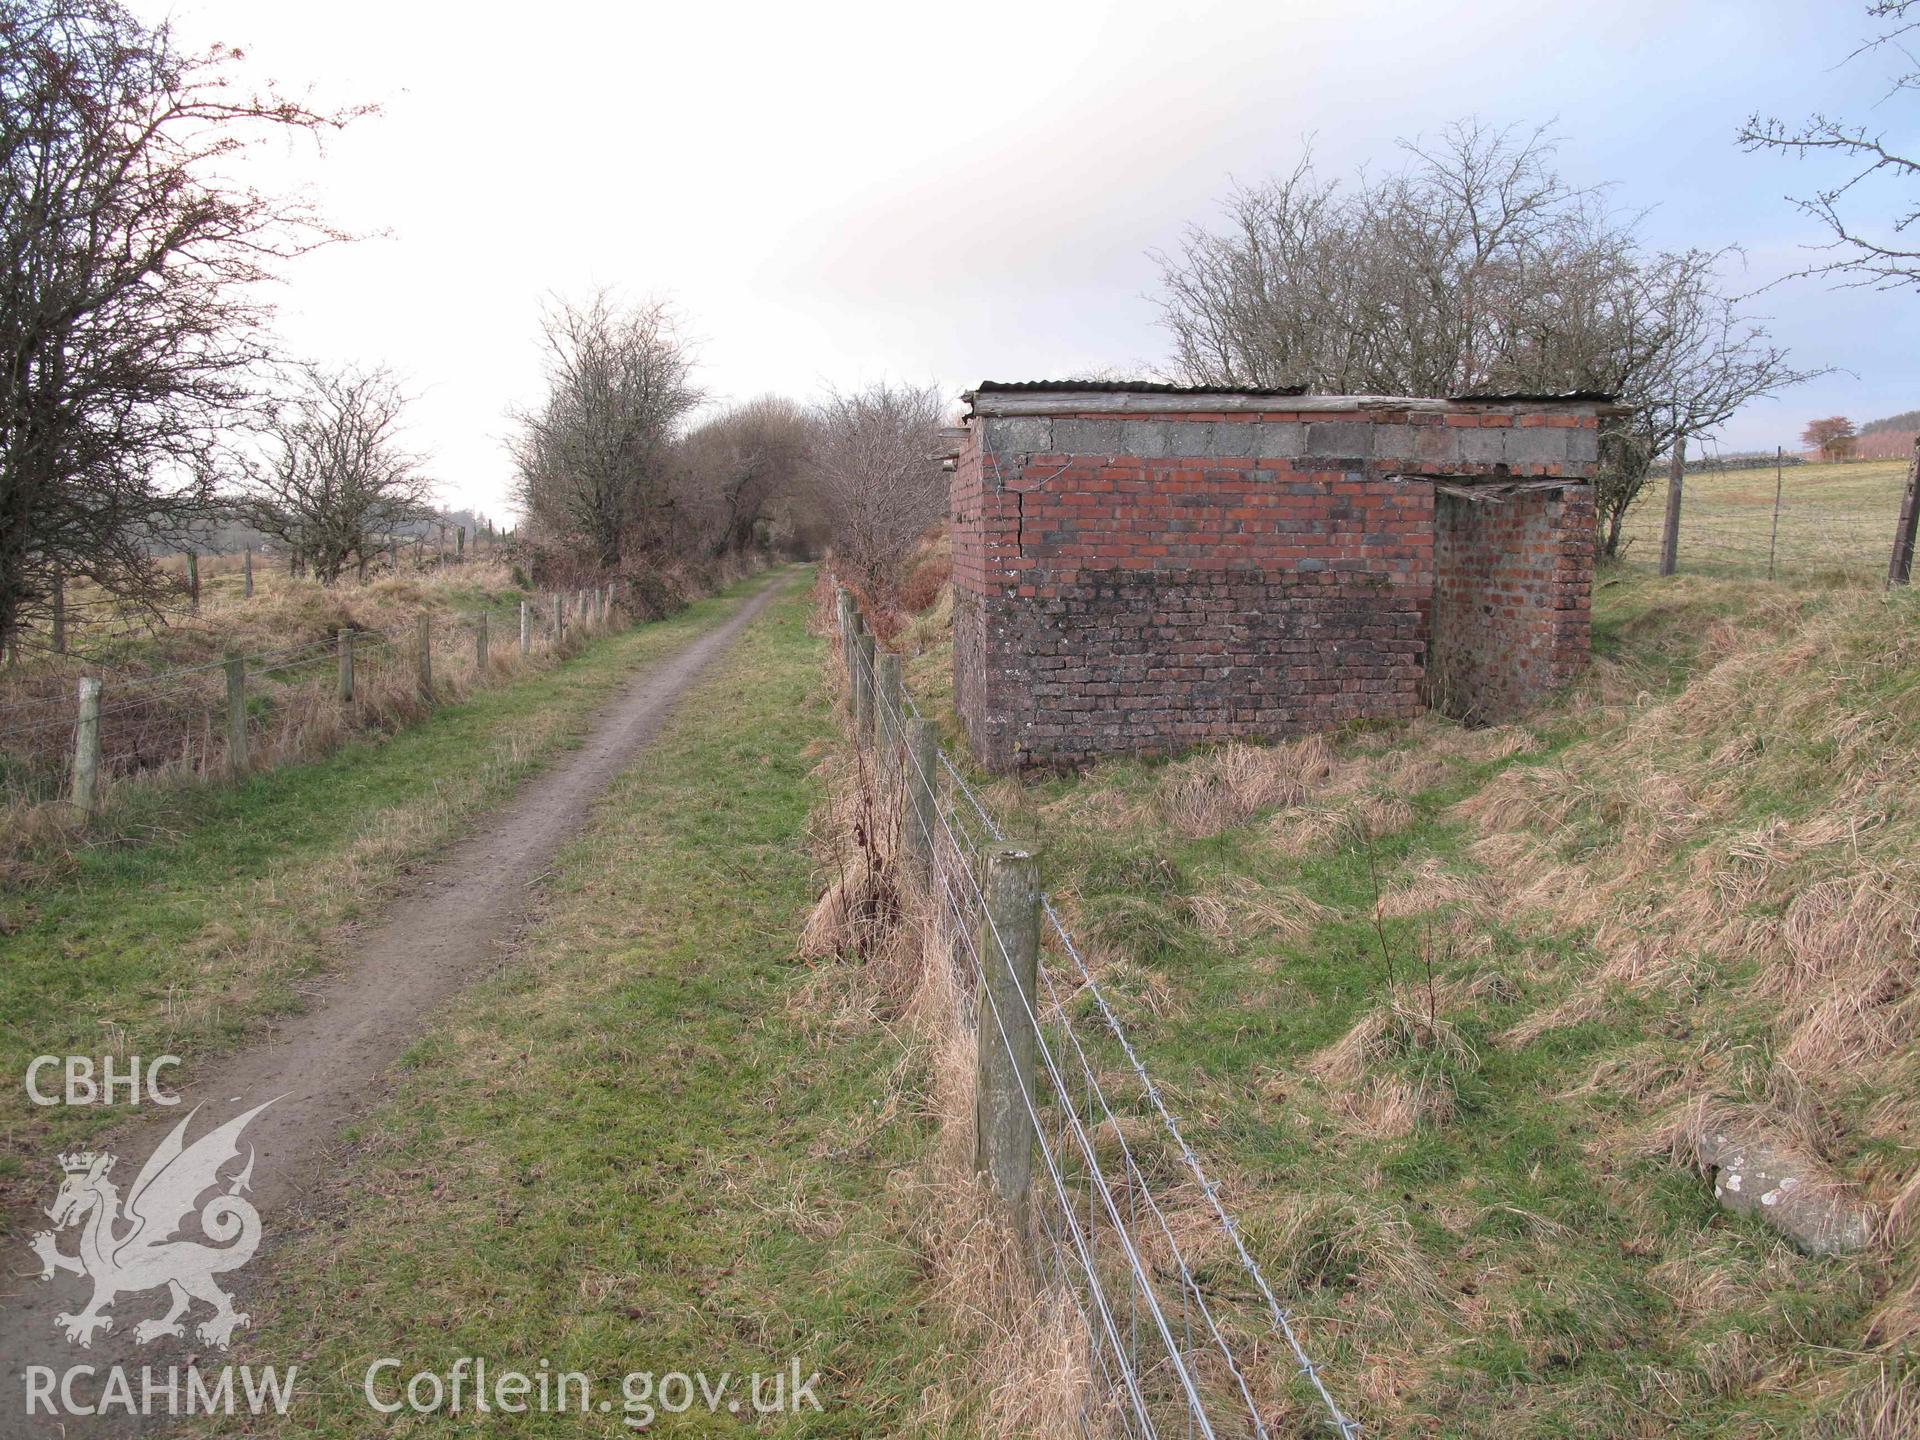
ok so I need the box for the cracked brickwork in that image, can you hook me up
[952,393,1605,771]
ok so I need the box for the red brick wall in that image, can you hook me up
[951,400,1601,770]
[1430,487,1595,723]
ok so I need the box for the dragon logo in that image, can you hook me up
[28,1099,279,1350]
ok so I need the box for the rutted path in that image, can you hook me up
[0,572,790,1434]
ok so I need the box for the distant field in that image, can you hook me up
[1616,456,1911,582]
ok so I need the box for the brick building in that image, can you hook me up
[950,382,1610,771]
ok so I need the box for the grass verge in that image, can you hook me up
[0,574,774,1183]
[881,565,1920,1436]
[199,578,956,1436]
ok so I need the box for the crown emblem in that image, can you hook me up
[57,1152,111,1175]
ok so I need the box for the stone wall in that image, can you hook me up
[950,390,1604,771]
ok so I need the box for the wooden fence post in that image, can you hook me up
[1659,436,1685,577]
[51,571,65,655]
[337,627,354,703]
[71,676,101,813]
[1889,439,1920,587]
[416,615,433,700]
[187,550,200,612]
[457,526,466,562]
[835,587,857,659]
[224,655,246,776]
[243,547,254,598]
[974,842,1041,1231]
[476,613,489,671]
[519,600,531,656]
[876,652,903,788]
[1767,447,1785,582]
[904,718,937,880]
[553,592,565,638]
[853,630,875,744]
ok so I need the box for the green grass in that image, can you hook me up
[201,577,957,1436]
[1616,456,1909,582]
[0,575,776,1179]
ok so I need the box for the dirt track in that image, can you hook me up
[0,573,787,1435]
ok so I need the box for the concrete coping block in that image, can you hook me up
[981,416,1054,457]
[1051,417,1126,454]
[1303,420,1376,460]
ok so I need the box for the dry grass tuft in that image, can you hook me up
[1157,735,1337,837]
[1263,1193,1446,1333]
[1307,988,1476,1093]
[1267,790,1417,858]
[1377,858,1484,919]
[1805,1358,1920,1439]
[794,750,907,981]
[1338,1072,1458,1139]
[1184,873,1334,947]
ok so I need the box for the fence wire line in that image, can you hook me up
[880,676,1300,1438]
[888,711,1217,1437]
[850,628,1360,1439]
[904,730,1274,1440]
[1,597,592,792]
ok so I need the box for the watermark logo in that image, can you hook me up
[26,1054,181,1106]
[29,1099,278,1351]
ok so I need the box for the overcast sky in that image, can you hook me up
[142,0,1917,520]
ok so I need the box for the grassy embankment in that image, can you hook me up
[0,574,775,1182]
[884,559,1920,1436]
[199,577,963,1437]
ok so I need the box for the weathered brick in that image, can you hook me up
[952,398,1602,770]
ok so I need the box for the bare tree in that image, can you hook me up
[1154,123,1612,395]
[670,395,813,558]
[1570,247,1820,555]
[509,293,702,573]
[235,366,432,583]
[0,0,360,651]
[1155,121,1819,555]
[807,382,948,594]
[1740,2,1918,289]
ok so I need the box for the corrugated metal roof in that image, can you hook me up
[970,381,1616,404]
[968,379,1310,398]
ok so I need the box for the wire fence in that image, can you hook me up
[0,584,622,811]
[839,598,1358,1439]
[1615,459,1911,583]
[3,531,519,667]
